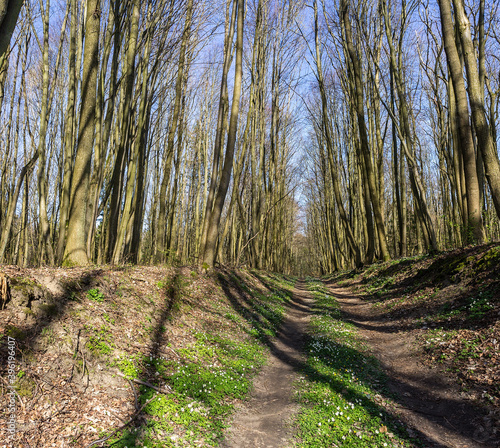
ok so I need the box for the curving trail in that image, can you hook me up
[222,281,313,448]
[325,281,498,448]
[223,279,498,448]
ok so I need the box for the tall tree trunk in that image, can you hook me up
[36,0,55,265]
[341,0,390,261]
[200,0,236,259]
[313,0,362,267]
[450,0,500,221]
[63,0,101,265]
[0,154,37,261]
[202,0,244,267]
[0,0,24,110]
[380,0,437,252]
[111,0,142,264]
[437,0,486,243]
[156,0,193,263]
[56,0,78,263]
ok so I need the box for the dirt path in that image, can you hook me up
[221,281,313,448]
[325,282,499,448]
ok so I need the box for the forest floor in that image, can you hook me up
[323,242,500,447]
[0,242,498,447]
[221,280,312,447]
[0,265,298,447]
[324,283,497,447]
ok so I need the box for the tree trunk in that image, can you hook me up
[156,0,194,263]
[0,0,24,110]
[451,0,500,221]
[56,0,78,263]
[63,0,101,265]
[200,0,236,259]
[341,0,390,261]
[437,0,486,243]
[202,0,244,267]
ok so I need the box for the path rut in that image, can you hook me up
[222,281,313,448]
[325,282,499,448]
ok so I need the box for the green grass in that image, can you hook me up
[104,271,295,447]
[419,288,495,325]
[292,280,420,447]
[108,336,267,447]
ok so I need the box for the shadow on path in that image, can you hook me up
[220,277,464,448]
[327,284,498,448]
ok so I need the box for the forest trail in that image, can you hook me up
[222,281,313,447]
[325,282,497,448]
[223,279,498,448]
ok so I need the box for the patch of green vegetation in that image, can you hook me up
[475,247,500,272]
[23,307,34,316]
[85,324,114,356]
[15,375,36,398]
[456,337,483,360]
[424,328,487,364]
[113,355,141,379]
[224,312,241,323]
[429,253,474,282]
[108,332,267,446]
[174,336,265,405]
[230,273,251,293]
[87,288,104,302]
[465,291,494,319]
[102,312,115,324]
[357,259,418,299]
[61,258,78,268]
[10,277,37,290]
[141,322,154,334]
[432,307,461,321]
[4,325,26,340]
[423,329,458,352]
[225,272,293,342]
[435,329,456,339]
[106,270,295,447]
[41,327,55,344]
[67,291,79,301]
[428,289,495,323]
[293,280,420,447]
[366,276,395,298]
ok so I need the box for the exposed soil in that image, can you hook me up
[345,244,500,410]
[0,266,289,447]
[1,245,498,447]
[326,282,500,448]
[222,281,313,448]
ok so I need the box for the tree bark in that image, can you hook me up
[437,0,486,242]
[451,0,500,221]
[63,0,101,265]
[341,0,390,261]
[156,0,194,263]
[0,0,24,110]
[202,0,244,267]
